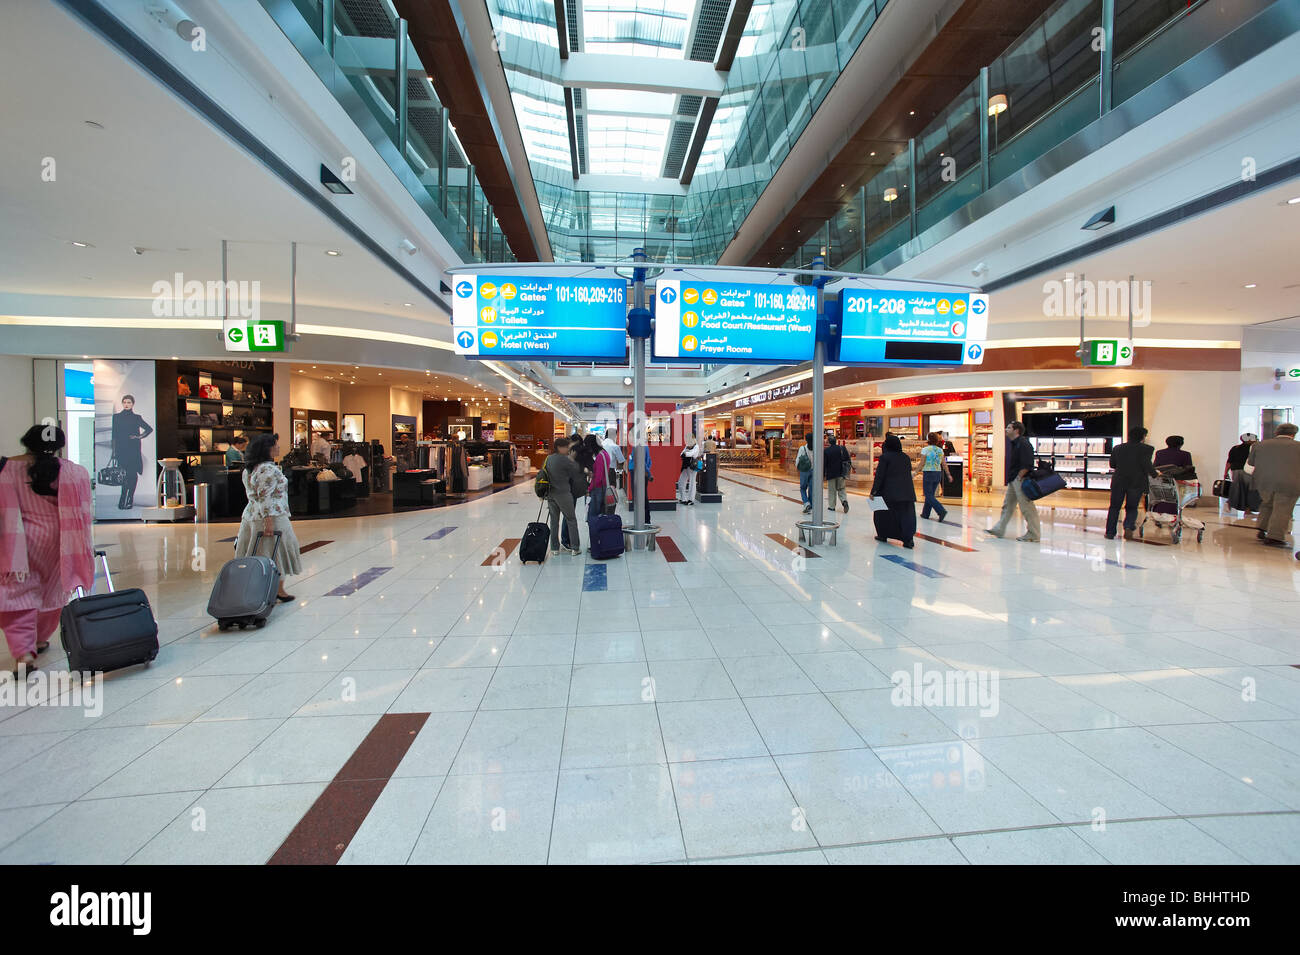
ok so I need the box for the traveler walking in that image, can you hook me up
[919,432,949,522]
[1245,423,1300,547]
[1106,426,1158,539]
[824,434,852,513]
[677,434,702,505]
[869,433,917,548]
[0,425,94,673]
[796,433,814,513]
[987,421,1041,542]
[235,434,301,601]
[542,436,586,555]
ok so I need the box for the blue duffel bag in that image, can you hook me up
[1021,472,1067,500]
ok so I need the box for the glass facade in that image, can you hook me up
[784,0,1280,271]
[259,0,515,263]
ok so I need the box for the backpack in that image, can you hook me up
[796,446,812,472]
[534,464,551,499]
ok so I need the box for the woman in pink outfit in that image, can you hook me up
[0,425,94,673]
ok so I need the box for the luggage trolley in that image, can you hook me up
[1140,473,1205,544]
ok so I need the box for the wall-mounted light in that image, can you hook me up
[987,94,1008,116]
[883,188,898,203]
[320,165,353,195]
[1082,206,1116,230]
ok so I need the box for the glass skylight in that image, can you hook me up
[586,115,670,176]
[581,0,695,58]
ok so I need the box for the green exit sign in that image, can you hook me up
[223,319,285,352]
[1085,339,1134,367]
[1288,368,1300,379]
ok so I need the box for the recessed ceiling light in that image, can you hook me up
[69,240,92,248]
[1244,284,1257,288]
[1288,196,1300,205]
[325,250,341,256]
[403,302,413,307]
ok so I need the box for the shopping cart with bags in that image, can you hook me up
[1140,472,1205,544]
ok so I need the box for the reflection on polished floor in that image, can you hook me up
[1,472,1298,865]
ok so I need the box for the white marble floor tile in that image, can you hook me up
[550,764,684,864]
[670,756,816,858]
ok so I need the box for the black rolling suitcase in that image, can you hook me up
[520,502,550,564]
[208,532,282,630]
[60,550,160,673]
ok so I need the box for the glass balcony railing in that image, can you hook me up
[783,0,1294,272]
[258,0,515,263]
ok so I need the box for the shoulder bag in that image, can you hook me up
[97,456,127,487]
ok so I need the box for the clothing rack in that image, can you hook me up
[423,441,469,493]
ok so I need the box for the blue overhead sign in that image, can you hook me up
[452,275,628,361]
[835,288,988,366]
[652,279,817,364]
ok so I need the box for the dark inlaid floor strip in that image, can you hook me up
[582,564,608,591]
[484,539,520,566]
[218,536,237,543]
[299,540,333,554]
[913,532,977,553]
[324,566,392,596]
[657,536,687,562]
[881,554,949,578]
[268,712,429,865]
[765,533,820,558]
[424,526,458,540]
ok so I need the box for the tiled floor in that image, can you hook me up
[1,472,1297,865]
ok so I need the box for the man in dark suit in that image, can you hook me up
[1106,426,1158,539]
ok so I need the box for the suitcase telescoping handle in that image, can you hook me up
[75,549,114,599]
[253,531,282,563]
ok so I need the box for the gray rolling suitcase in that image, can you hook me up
[208,532,281,630]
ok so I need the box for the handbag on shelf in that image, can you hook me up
[97,457,127,486]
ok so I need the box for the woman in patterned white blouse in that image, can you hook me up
[234,433,302,601]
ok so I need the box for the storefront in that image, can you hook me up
[1005,387,1139,492]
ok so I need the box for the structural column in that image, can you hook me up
[810,252,825,522]
[630,247,649,532]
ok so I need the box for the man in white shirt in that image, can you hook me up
[311,431,332,460]
[601,433,626,492]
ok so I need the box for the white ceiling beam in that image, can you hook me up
[575,173,688,196]
[562,53,726,96]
